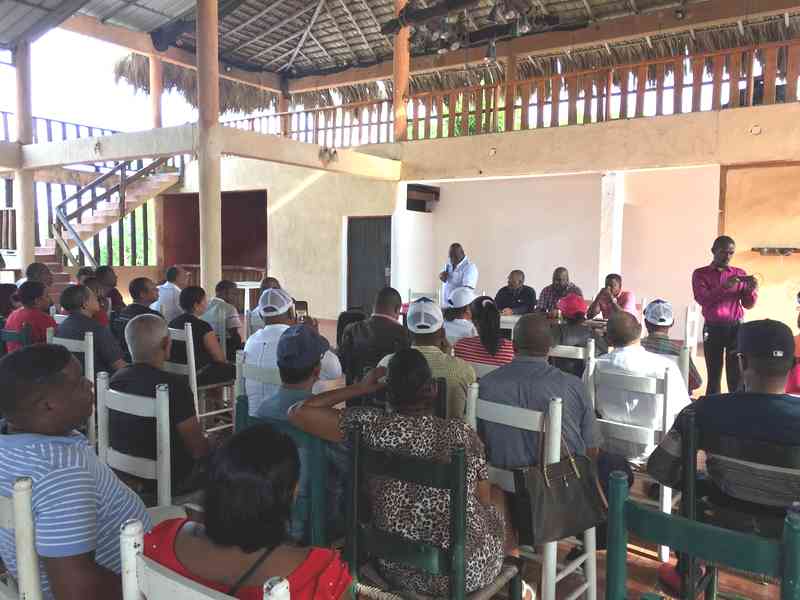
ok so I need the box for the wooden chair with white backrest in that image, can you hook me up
[46,327,95,445]
[684,303,702,357]
[120,519,263,600]
[589,368,675,562]
[466,391,597,600]
[0,478,42,600]
[96,372,173,508]
[163,324,233,434]
[550,338,597,394]
[234,350,282,408]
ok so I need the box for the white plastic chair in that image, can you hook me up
[0,478,41,600]
[46,327,95,445]
[96,372,172,508]
[120,519,256,600]
[684,303,701,357]
[467,362,499,379]
[550,338,597,400]
[409,289,439,304]
[468,393,597,600]
[589,368,675,562]
[234,350,282,397]
[53,314,66,325]
[163,324,233,434]
[499,315,520,339]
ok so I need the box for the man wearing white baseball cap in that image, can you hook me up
[379,298,476,419]
[444,287,478,346]
[243,288,342,415]
[642,299,702,393]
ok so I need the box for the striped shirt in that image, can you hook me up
[0,431,151,598]
[454,336,515,367]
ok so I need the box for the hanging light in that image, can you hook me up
[485,38,497,63]
[517,14,531,34]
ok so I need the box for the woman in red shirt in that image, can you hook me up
[454,297,515,367]
[4,281,56,351]
[145,423,352,600]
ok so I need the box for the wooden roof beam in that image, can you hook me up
[284,0,327,71]
[222,0,292,40]
[61,15,282,93]
[288,0,800,93]
[250,29,305,62]
[324,2,365,61]
[230,3,318,54]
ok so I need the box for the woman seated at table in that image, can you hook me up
[145,423,353,600]
[169,286,235,385]
[289,349,518,597]
[3,281,55,351]
[453,296,515,367]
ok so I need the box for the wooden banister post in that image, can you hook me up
[13,40,35,268]
[392,0,410,142]
[504,50,517,132]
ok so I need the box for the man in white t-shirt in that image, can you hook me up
[242,288,342,415]
[443,286,477,345]
[439,243,478,304]
[594,311,691,465]
[202,280,244,360]
[150,265,190,323]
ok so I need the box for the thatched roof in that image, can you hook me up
[115,9,800,112]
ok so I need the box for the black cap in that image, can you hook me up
[737,319,794,359]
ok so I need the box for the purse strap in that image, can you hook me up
[538,405,581,486]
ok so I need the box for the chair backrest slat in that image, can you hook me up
[598,419,657,444]
[468,362,499,378]
[475,399,544,432]
[702,433,800,470]
[549,344,587,360]
[165,324,198,410]
[593,370,665,395]
[0,478,42,600]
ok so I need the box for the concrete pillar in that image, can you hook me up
[196,0,222,290]
[598,172,624,291]
[392,0,409,142]
[13,40,35,268]
[149,55,164,129]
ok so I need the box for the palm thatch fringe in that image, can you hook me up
[115,13,799,113]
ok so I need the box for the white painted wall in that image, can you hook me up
[620,165,721,336]
[432,174,606,300]
[391,183,438,300]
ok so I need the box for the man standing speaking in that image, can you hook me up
[439,243,478,304]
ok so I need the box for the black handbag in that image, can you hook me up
[512,416,607,545]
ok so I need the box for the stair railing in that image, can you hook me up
[53,156,174,267]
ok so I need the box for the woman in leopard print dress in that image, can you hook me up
[289,347,506,596]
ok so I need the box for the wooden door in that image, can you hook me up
[347,216,391,313]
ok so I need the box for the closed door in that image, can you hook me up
[347,217,391,313]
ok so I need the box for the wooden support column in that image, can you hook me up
[392,0,410,141]
[196,0,222,290]
[13,40,35,269]
[149,55,164,129]
[278,94,289,137]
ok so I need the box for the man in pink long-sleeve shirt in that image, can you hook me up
[692,235,758,394]
[587,273,638,320]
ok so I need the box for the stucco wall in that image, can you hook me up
[182,156,398,319]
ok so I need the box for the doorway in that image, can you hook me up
[347,216,391,313]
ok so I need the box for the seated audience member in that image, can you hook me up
[587,273,637,320]
[642,299,703,393]
[243,289,341,415]
[549,293,608,378]
[110,314,212,498]
[201,280,244,361]
[249,278,288,332]
[648,319,800,590]
[57,284,127,374]
[256,324,349,540]
[144,423,352,600]
[152,265,190,323]
[454,297,515,367]
[537,267,583,314]
[16,261,54,288]
[338,286,409,384]
[379,299,476,419]
[595,312,690,465]
[83,276,111,327]
[75,266,95,285]
[3,282,56,351]
[95,266,125,312]
[169,286,236,386]
[259,276,282,293]
[443,287,478,345]
[0,344,150,599]
[495,270,537,315]
[112,277,162,361]
[289,349,508,596]
[787,311,800,395]
[0,283,19,318]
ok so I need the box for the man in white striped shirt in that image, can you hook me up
[0,344,151,600]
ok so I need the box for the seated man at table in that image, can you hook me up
[642,299,702,393]
[537,267,583,315]
[110,314,212,500]
[549,293,608,378]
[587,273,637,320]
[243,288,341,415]
[595,311,690,466]
[338,286,410,384]
[495,270,537,315]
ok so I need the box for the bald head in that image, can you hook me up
[513,314,554,357]
[126,314,169,363]
[607,311,642,347]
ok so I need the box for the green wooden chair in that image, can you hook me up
[605,471,800,600]
[233,394,329,547]
[0,321,32,355]
[345,427,523,600]
[679,408,800,598]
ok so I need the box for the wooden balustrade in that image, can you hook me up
[0,208,16,250]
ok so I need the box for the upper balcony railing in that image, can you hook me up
[222,39,800,148]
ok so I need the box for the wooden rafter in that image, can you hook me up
[222,0,292,40]
[532,0,549,15]
[337,0,372,52]
[250,29,305,62]
[324,2,365,61]
[97,0,176,23]
[309,31,333,61]
[581,0,595,21]
[357,0,394,53]
[627,0,638,13]
[284,0,327,71]
[14,0,91,45]
[230,3,317,54]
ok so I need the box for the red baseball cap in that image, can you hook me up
[557,293,588,318]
